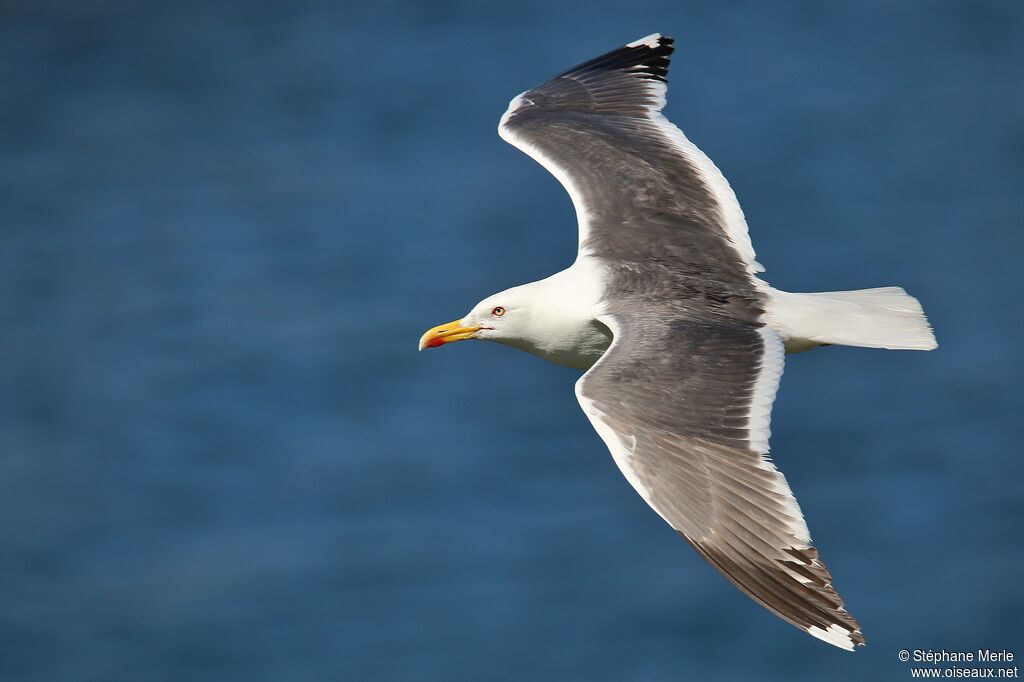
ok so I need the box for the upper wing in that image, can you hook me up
[576,313,865,650]
[498,34,763,283]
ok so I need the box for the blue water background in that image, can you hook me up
[2,2,1022,680]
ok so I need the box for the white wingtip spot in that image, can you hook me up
[627,33,663,48]
[807,624,858,651]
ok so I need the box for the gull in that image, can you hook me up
[418,34,936,650]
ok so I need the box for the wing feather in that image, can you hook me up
[576,314,864,650]
[499,34,762,276]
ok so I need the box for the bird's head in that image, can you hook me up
[418,272,610,369]
[418,286,538,352]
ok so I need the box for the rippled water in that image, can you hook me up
[2,2,1022,680]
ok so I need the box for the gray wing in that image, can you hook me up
[576,312,865,650]
[498,34,763,292]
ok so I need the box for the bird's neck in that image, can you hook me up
[499,257,613,370]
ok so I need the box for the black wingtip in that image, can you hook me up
[556,33,676,83]
[622,34,675,82]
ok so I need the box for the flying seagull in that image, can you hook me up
[418,34,936,650]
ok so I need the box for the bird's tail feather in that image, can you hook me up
[764,286,938,353]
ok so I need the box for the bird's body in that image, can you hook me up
[420,34,936,650]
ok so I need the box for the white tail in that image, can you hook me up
[764,286,938,353]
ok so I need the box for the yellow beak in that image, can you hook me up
[418,319,483,351]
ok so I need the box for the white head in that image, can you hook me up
[418,276,612,369]
[418,283,547,353]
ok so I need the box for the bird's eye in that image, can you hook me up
[491,306,506,317]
